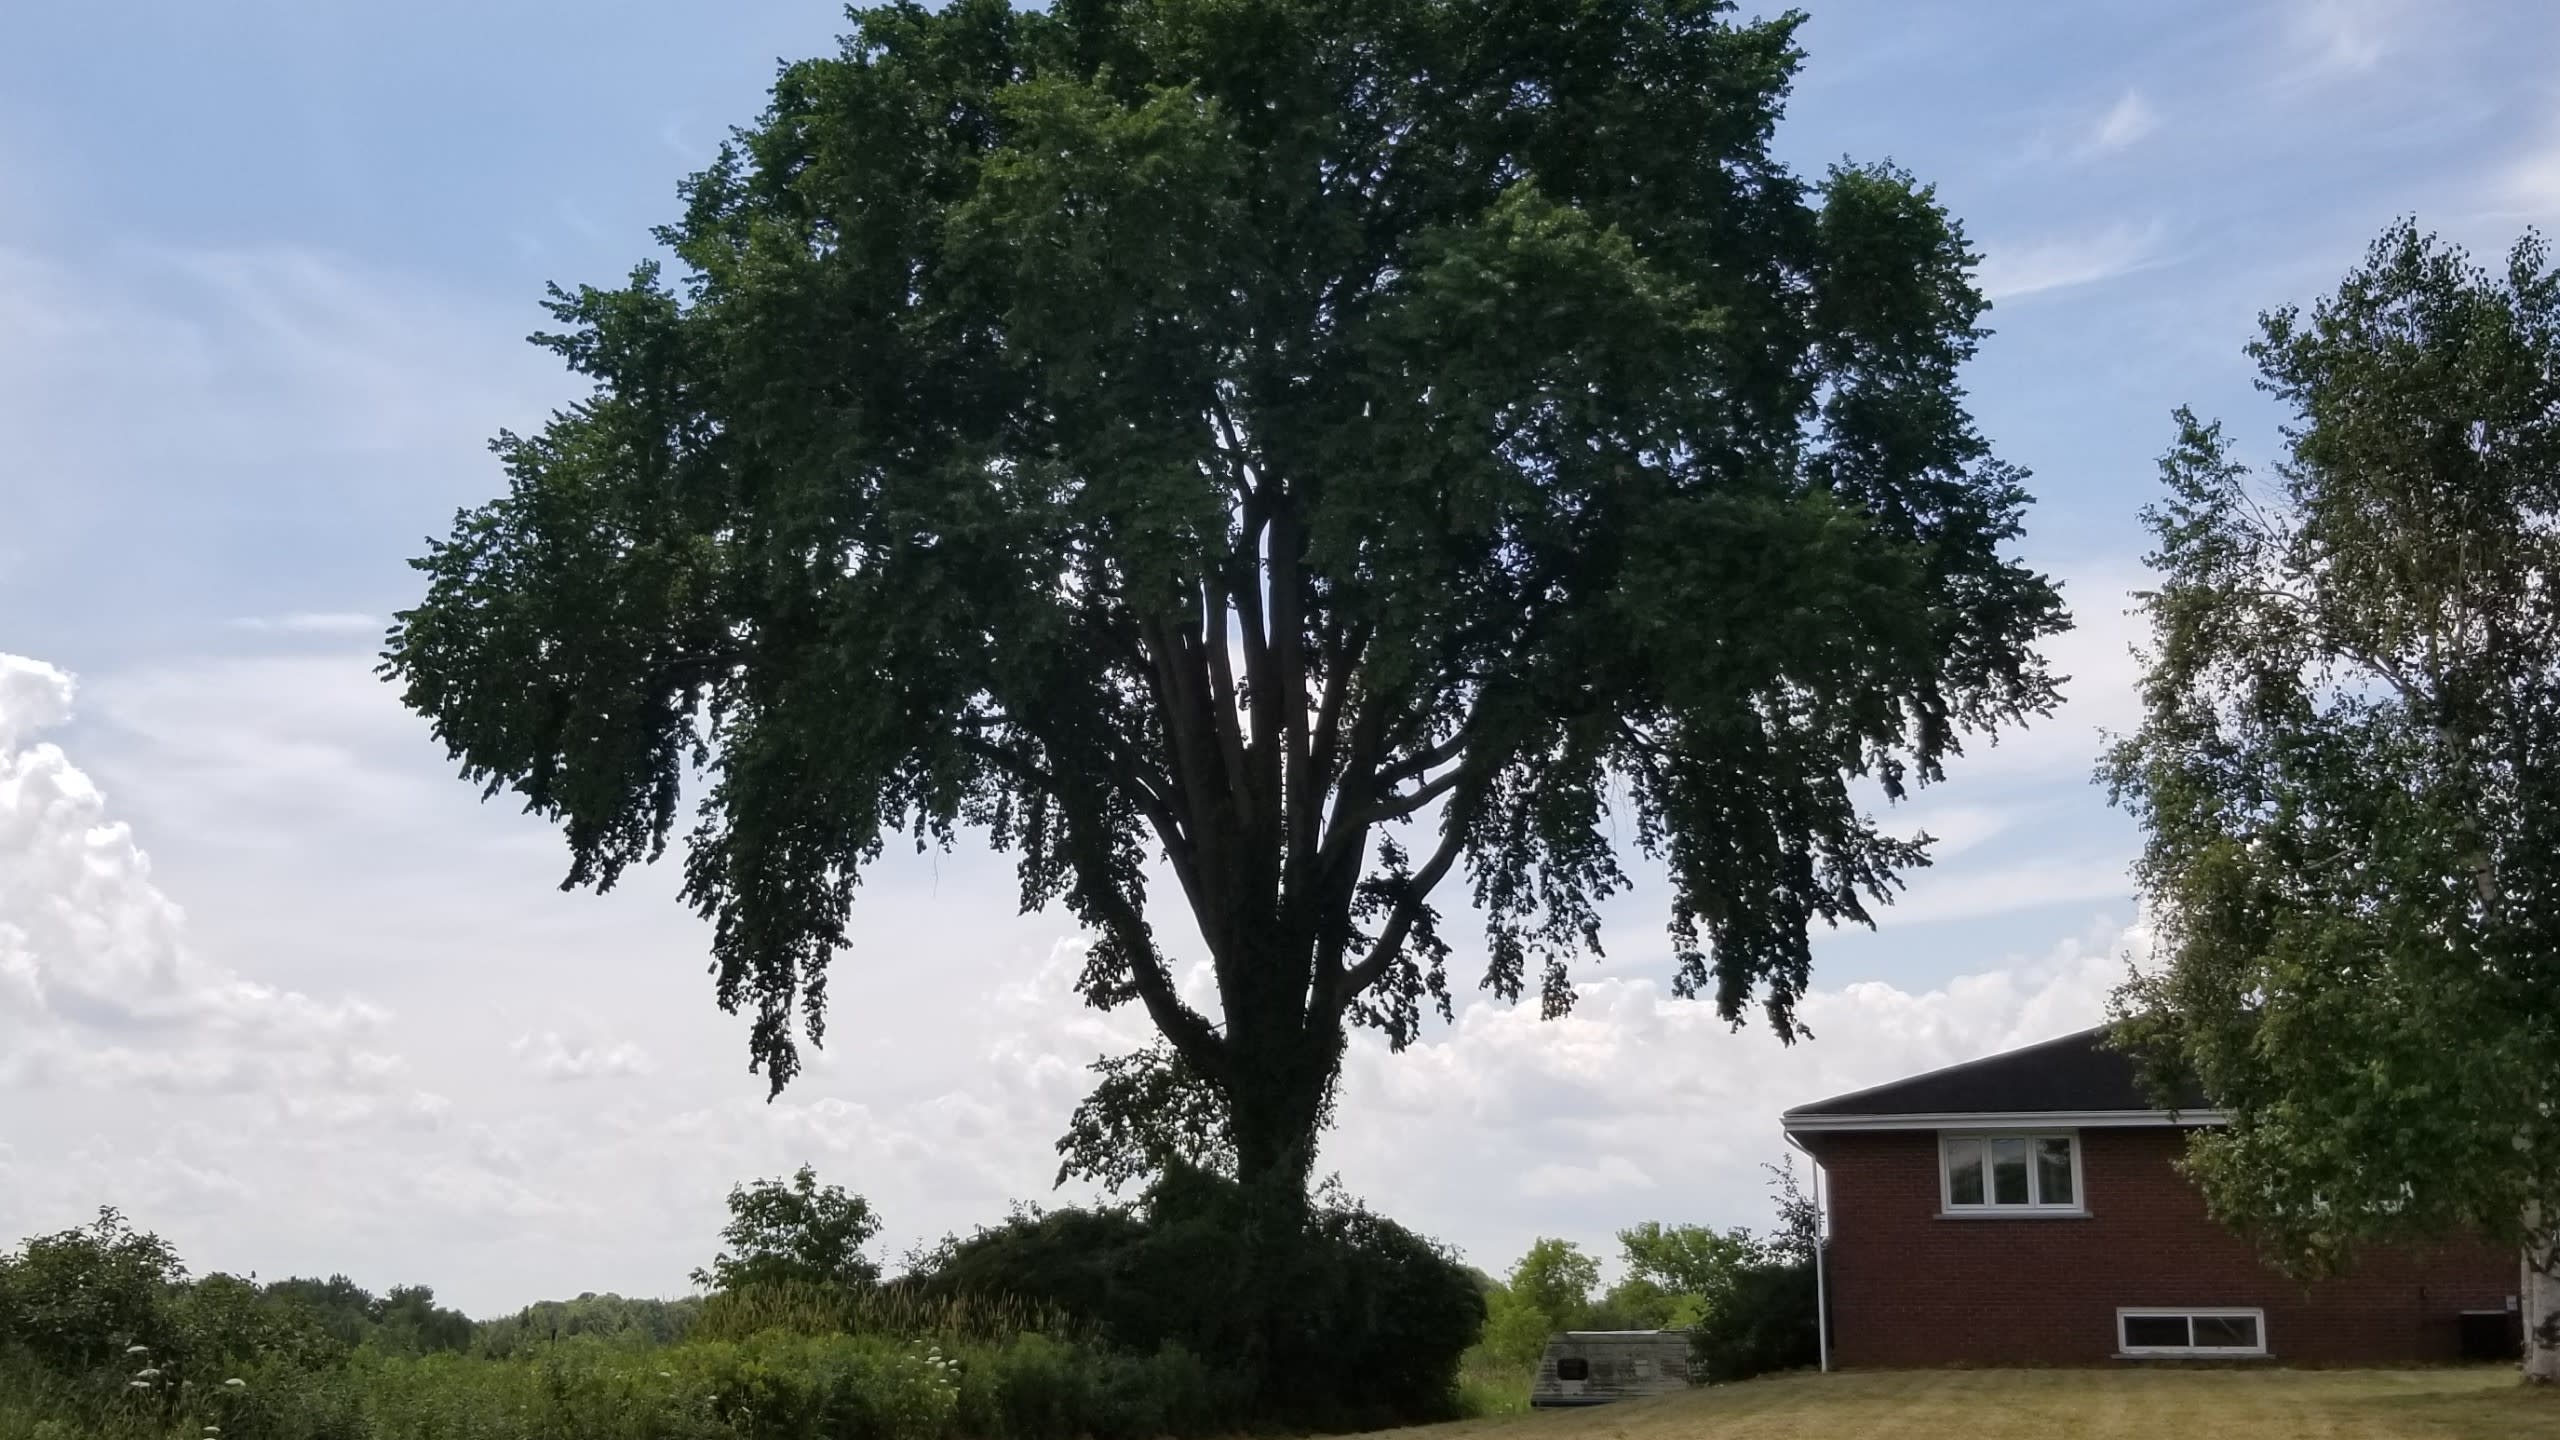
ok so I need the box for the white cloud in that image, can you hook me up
[226,613,382,636]
[2033,91,2159,165]
[514,1030,653,1082]
[0,653,399,1095]
[2086,92,2160,155]
[1321,912,2154,1272]
[1885,853,2133,926]
[2285,0,2406,75]
[1978,220,2171,303]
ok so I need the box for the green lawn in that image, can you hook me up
[1404,1369,2560,1440]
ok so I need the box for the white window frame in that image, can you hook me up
[1938,1130,2085,1215]
[2116,1308,2269,1358]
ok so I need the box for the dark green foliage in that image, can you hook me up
[2106,222,2560,1288]
[383,0,2064,1224]
[0,1208,187,1374]
[1686,1257,1817,1383]
[254,1276,474,1358]
[262,1276,384,1350]
[908,1166,1481,1427]
[473,1292,702,1357]
[0,1210,354,1439]
[695,1165,884,1295]
[1687,1161,1821,1383]
[0,1190,1487,1438]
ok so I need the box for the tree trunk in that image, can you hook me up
[2526,1234,2560,1382]
[1218,1030,1334,1396]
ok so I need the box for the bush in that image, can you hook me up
[908,1166,1481,1429]
[1688,1258,1818,1383]
[949,1334,1242,1440]
[0,1209,188,1375]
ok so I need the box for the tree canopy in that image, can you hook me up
[692,1165,884,1294]
[2108,220,2560,1374]
[385,0,2063,1200]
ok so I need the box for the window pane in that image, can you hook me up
[2036,1137,2076,1205]
[1555,1358,1589,1381]
[1990,1137,2030,1205]
[1946,1139,1985,1205]
[2191,1315,2259,1349]
[2123,1315,2190,1349]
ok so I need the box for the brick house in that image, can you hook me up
[1782,1027,2519,1367]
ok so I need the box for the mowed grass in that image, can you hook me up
[1403,1368,2560,1440]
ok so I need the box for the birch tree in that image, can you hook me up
[2109,221,2560,1379]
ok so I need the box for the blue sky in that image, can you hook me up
[5,0,2559,1313]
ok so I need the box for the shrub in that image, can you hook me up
[0,1209,187,1375]
[1688,1258,1818,1383]
[909,1167,1480,1428]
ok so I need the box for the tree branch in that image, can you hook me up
[1366,763,1470,824]
[1329,790,1479,1014]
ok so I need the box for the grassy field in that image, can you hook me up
[1398,1368,2560,1440]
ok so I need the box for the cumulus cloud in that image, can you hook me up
[514,1030,653,1082]
[0,653,395,1094]
[1318,912,2154,1270]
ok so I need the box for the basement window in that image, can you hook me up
[2117,1309,2267,1358]
[1940,1132,2081,1212]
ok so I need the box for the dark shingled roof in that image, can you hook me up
[1784,1026,2207,1120]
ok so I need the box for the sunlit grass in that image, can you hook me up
[1387,1367,2560,1440]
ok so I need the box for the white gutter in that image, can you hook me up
[1780,1108,2227,1135]
[1786,1130,1829,1375]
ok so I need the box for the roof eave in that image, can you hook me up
[1781,1108,2230,1134]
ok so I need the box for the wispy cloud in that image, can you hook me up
[660,112,707,164]
[2082,92,2159,158]
[1978,219,2171,303]
[2284,0,2407,77]
[2030,91,2162,166]
[227,612,382,637]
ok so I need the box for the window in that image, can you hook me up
[2117,1309,2267,1357]
[1554,1357,1589,1381]
[1941,1132,2080,1212]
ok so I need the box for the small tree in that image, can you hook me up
[1686,1162,1820,1382]
[2109,220,2560,1379]
[1614,1220,1759,1328]
[692,1165,883,1294]
[1505,1237,1599,1334]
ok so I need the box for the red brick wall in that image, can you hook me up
[1798,1127,2516,1367]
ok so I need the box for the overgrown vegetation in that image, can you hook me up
[0,1154,1826,1437]
[0,1162,1508,1439]
[1459,1162,1823,1403]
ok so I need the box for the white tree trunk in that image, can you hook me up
[2525,1239,2560,1383]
